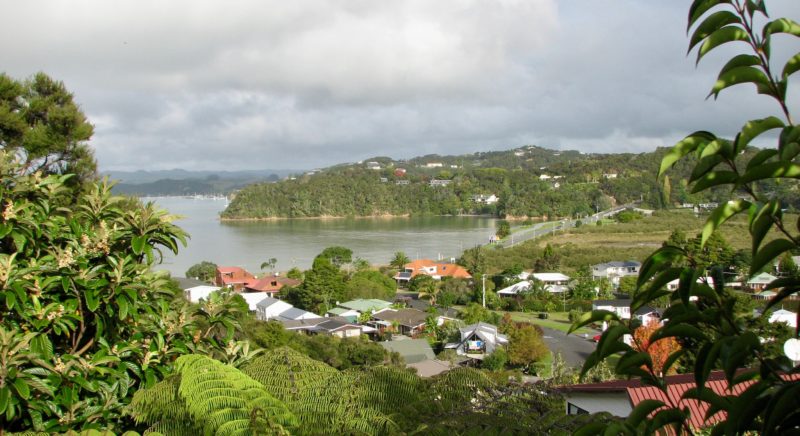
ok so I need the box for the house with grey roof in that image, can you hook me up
[448,322,508,357]
[256,296,321,322]
[312,319,362,338]
[379,338,436,364]
[370,308,431,337]
[747,272,778,291]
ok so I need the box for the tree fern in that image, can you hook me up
[242,347,397,435]
[127,355,296,435]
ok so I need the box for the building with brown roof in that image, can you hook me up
[215,266,255,291]
[244,275,301,297]
[393,259,472,284]
[370,308,431,337]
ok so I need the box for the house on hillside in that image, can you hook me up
[184,285,222,302]
[370,308,430,337]
[255,297,322,322]
[497,280,532,297]
[312,319,363,338]
[667,276,714,291]
[394,259,472,284]
[448,322,508,357]
[592,299,631,320]
[429,179,452,187]
[591,261,641,287]
[532,272,570,293]
[471,194,499,205]
[215,266,256,291]
[769,309,797,328]
[331,299,393,319]
[244,275,301,297]
[747,272,777,291]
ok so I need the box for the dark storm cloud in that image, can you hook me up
[2,0,797,170]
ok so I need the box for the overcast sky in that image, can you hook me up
[3,1,798,171]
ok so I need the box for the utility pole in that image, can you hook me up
[482,275,486,308]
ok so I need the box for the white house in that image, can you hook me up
[450,322,508,357]
[591,261,641,286]
[666,277,714,291]
[592,299,631,320]
[184,285,221,303]
[532,272,570,293]
[769,309,797,329]
[497,281,532,297]
[255,297,293,320]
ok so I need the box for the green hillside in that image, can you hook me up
[221,145,797,219]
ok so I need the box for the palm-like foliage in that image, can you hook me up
[129,355,297,435]
[242,347,396,435]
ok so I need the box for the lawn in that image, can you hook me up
[534,351,553,378]
[493,310,595,335]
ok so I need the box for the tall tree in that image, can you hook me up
[185,260,218,283]
[0,73,96,186]
[389,251,411,270]
[319,246,353,268]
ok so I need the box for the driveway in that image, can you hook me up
[540,327,597,368]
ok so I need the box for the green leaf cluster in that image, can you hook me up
[573,1,800,433]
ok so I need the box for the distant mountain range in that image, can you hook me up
[104,169,303,196]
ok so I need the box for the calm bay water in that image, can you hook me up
[146,197,497,276]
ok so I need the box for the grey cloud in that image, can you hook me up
[2,0,798,171]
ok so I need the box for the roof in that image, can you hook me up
[217,266,247,274]
[327,307,356,316]
[558,370,734,394]
[280,316,349,330]
[627,373,800,430]
[593,261,641,269]
[245,276,301,292]
[395,259,473,280]
[634,306,660,316]
[238,292,271,310]
[379,339,436,364]
[372,308,430,328]
[747,272,777,285]
[532,272,570,282]
[459,322,508,344]
[407,359,454,377]
[338,299,393,313]
[592,299,631,308]
[497,281,532,295]
[256,296,288,309]
[174,277,209,290]
[314,319,361,332]
[278,307,320,321]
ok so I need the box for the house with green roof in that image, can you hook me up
[337,298,392,314]
[326,307,360,323]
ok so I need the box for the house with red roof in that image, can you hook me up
[558,371,800,432]
[215,266,255,291]
[393,259,472,284]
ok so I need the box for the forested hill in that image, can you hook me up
[220,145,785,219]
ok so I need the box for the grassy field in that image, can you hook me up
[534,351,553,378]
[485,209,792,274]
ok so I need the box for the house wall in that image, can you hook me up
[564,393,631,417]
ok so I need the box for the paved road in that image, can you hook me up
[540,327,598,368]
[497,203,635,248]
